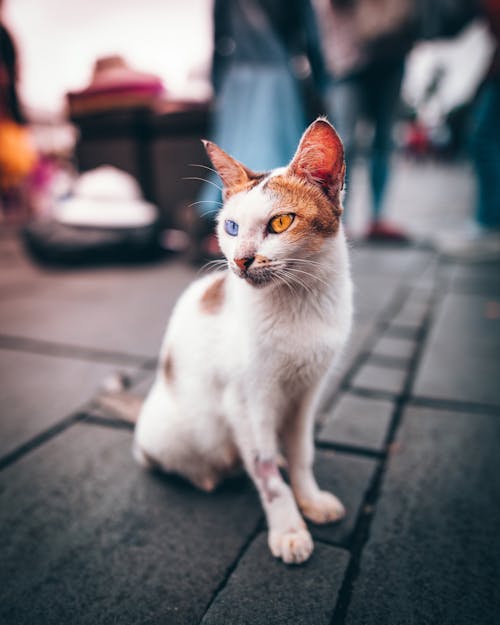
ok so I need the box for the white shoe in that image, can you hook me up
[436,222,500,261]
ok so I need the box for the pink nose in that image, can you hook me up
[234,256,254,272]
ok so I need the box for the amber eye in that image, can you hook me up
[268,213,295,234]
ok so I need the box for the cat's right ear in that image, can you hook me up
[202,140,258,192]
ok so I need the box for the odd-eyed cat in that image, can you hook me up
[134,119,353,564]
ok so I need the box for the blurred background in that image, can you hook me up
[1,0,499,261]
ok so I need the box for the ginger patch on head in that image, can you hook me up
[223,175,266,201]
[265,175,341,251]
[200,274,226,314]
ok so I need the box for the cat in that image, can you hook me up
[132,118,353,564]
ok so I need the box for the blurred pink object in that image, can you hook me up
[67,55,166,116]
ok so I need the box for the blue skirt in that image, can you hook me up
[198,63,308,215]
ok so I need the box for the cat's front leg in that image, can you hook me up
[230,396,314,564]
[283,388,346,525]
[251,454,313,564]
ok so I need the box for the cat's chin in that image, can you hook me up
[233,269,273,289]
[244,275,273,289]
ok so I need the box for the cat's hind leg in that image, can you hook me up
[134,379,239,492]
[133,437,231,492]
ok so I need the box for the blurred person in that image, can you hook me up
[438,0,500,260]
[191,0,326,260]
[314,0,417,240]
[0,19,38,220]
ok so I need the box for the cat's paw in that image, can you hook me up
[268,525,314,564]
[299,491,346,525]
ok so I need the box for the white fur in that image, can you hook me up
[134,162,353,565]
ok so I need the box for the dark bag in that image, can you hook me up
[22,219,161,266]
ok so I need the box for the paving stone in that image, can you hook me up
[345,406,500,625]
[382,159,473,239]
[318,320,375,411]
[0,348,138,460]
[371,334,416,362]
[351,363,407,396]
[391,300,429,328]
[406,285,434,305]
[413,291,500,406]
[308,449,377,546]
[447,262,500,297]
[0,235,44,296]
[412,259,439,290]
[0,259,196,358]
[351,274,401,322]
[318,393,394,452]
[0,424,262,625]
[385,323,420,339]
[350,246,431,280]
[201,532,349,625]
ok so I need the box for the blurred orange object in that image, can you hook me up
[0,119,37,190]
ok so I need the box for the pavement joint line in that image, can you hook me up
[321,248,434,416]
[343,385,401,402]
[361,353,411,370]
[319,284,413,416]
[329,270,440,625]
[0,333,156,368]
[0,366,150,469]
[199,516,265,623]
[81,414,134,431]
[0,411,87,471]
[409,395,500,417]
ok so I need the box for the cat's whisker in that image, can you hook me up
[198,259,228,275]
[285,267,330,289]
[188,199,223,209]
[284,257,323,267]
[278,269,314,297]
[274,270,297,297]
[188,163,220,177]
[182,176,223,192]
[199,209,221,219]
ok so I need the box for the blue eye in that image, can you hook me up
[224,219,239,236]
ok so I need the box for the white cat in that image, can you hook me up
[133,118,353,564]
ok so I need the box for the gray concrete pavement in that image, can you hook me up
[1,159,499,625]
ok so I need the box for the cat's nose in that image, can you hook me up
[234,256,254,272]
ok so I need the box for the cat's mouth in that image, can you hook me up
[233,266,274,288]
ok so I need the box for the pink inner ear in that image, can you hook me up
[291,120,345,190]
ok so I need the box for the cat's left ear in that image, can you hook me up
[288,118,345,200]
[202,140,260,193]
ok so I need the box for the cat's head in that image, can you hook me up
[203,118,345,288]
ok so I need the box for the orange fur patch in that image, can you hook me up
[254,254,270,265]
[224,175,265,200]
[265,174,342,252]
[200,274,226,314]
[164,352,174,384]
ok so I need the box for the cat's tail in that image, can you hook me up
[95,372,143,424]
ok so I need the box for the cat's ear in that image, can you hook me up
[288,118,345,199]
[202,140,259,192]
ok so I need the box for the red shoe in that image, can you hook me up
[365,220,409,242]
